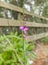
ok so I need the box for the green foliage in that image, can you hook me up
[42,5,48,17]
[34,0,45,6]
[0,32,35,65]
[42,37,48,43]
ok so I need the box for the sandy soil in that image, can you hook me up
[31,44,48,65]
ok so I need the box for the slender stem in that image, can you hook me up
[14,50,24,65]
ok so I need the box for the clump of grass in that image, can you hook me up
[0,32,36,65]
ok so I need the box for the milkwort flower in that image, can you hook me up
[19,22,29,39]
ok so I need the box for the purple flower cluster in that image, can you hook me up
[19,22,29,39]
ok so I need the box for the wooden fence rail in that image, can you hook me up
[0,18,48,27]
[0,1,48,42]
[26,32,48,42]
[0,1,48,21]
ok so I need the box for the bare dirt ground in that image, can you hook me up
[31,43,48,65]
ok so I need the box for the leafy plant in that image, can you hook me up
[0,32,35,65]
[42,37,48,43]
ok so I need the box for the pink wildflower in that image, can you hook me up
[24,28,28,31]
[19,26,24,31]
[23,27,29,34]
[19,22,29,39]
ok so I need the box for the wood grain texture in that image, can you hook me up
[0,1,48,21]
[0,18,48,27]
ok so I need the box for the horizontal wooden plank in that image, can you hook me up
[0,18,24,26]
[0,18,48,27]
[0,1,48,21]
[0,1,23,13]
[26,22,48,27]
[26,32,48,42]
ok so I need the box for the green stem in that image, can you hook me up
[14,50,24,65]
